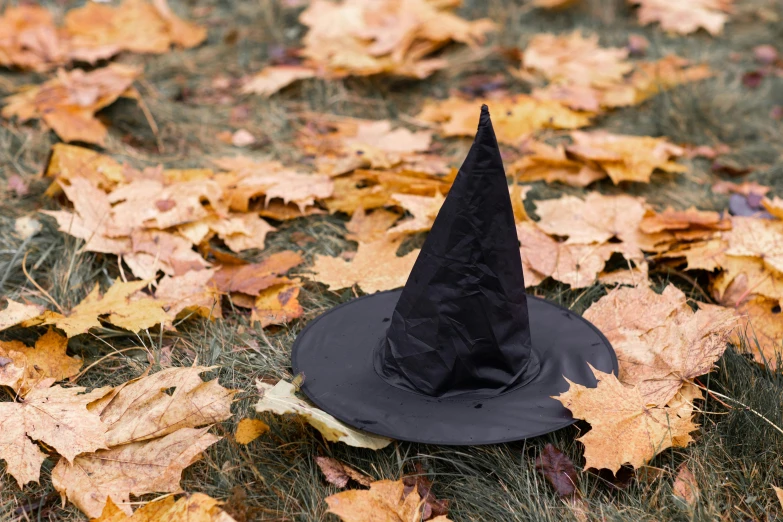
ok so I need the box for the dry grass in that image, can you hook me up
[2,0,783,520]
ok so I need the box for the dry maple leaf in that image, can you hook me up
[213,156,333,212]
[250,282,304,328]
[731,296,783,369]
[64,0,206,61]
[672,463,699,506]
[326,479,452,522]
[628,55,713,104]
[2,64,141,145]
[316,456,373,488]
[402,463,449,520]
[91,366,235,447]
[0,299,44,331]
[523,31,633,87]
[255,380,392,449]
[242,65,316,97]
[387,192,444,237]
[154,269,222,320]
[508,141,605,188]
[566,131,687,184]
[533,192,650,260]
[211,251,303,296]
[0,329,82,394]
[41,279,169,337]
[45,143,129,193]
[762,197,783,220]
[92,493,237,522]
[418,94,592,145]
[629,0,733,36]
[125,229,210,280]
[234,418,269,445]
[583,284,736,406]
[661,238,728,272]
[297,0,493,80]
[712,255,783,308]
[53,426,220,518]
[517,221,620,289]
[345,208,401,242]
[309,238,419,293]
[179,213,276,253]
[0,5,68,71]
[640,207,729,234]
[0,383,110,488]
[724,216,783,274]
[555,367,700,472]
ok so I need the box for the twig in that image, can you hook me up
[650,266,715,304]
[70,346,147,383]
[691,382,783,436]
[21,251,63,313]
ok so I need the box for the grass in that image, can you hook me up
[2,0,783,520]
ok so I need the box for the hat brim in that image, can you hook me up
[292,290,617,445]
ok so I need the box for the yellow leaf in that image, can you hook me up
[326,479,453,522]
[234,418,269,445]
[251,282,303,328]
[0,328,82,394]
[0,299,45,331]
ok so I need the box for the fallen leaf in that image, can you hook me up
[732,296,783,369]
[535,444,580,499]
[242,65,316,97]
[53,427,220,518]
[91,493,236,522]
[154,269,222,320]
[418,94,592,145]
[255,380,391,449]
[532,0,581,9]
[566,131,687,184]
[640,207,729,234]
[316,456,373,488]
[555,366,700,472]
[0,299,45,331]
[629,0,733,36]
[583,284,736,406]
[774,486,783,509]
[234,418,269,444]
[309,238,419,293]
[0,383,110,487]
[2,64,141,145]
[725,216,783,274]
[508,141,605,187]
[672,463,699,506]
[45,143,129,193]
[0,5,68,71]
[326,479,452,522]
[712,255,783,307]
[298,0,494,79]
[387,192,444,237]
[762,197,783,220]
[64,0,206,60]
[711,180,770,197]
[0,329,82,394]
[345,208,401,242]
[402,463,449,520]
[661,238,728,271]
[42,279,169,337]
[211,251,303,295]
[250,282,304,328]
[125,229,210,279]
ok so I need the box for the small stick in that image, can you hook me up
[692,381,783,436]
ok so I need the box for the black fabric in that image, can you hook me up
[376,105,538,398]
[290,104,618,445]
[291,290,618,445]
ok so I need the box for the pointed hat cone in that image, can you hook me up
[376,105,539,397]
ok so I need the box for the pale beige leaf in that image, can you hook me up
[255,380,391,449]
[326,479,452,522]
[672,463,699,505]
[242,65,316,96]
[0,299,45,331]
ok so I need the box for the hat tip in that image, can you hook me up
[479,104,490,126]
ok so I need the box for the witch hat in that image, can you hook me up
[292,105,617,445]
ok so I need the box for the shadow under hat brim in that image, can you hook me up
[291,290,617,445]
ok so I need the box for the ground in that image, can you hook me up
[2,0,783,520]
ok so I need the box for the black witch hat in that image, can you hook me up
[292,105,617,445]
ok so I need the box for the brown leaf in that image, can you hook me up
[53,427,221,518]
[345,208,401,242]
[2,64,141,145]
[242,65,316,97]
[91,493,236,522]
[711,180,770,197]
[555,367,701,472]
[640,207,729,234]
[672,463,699,506]
[629,0,732,36]
[326,479,452,522]
[712,255,783,307]
[234,418,269,445]
[64,0,206,60]
[211,251,303,295]
[508,141,605,187]
[387,192,444,237]
[0,383,110,488]
[316,456,373,488]
[155,269,222,320]
[583,284,737,406]
[45,144,129,193]
[418,94,592,145]
[731,296,783,369]
[402,464,449,520]
[0,329,82,394]
[0,6,68,71]
[725,216,783,274]
[309,239,419,293]
[534,444,580,499]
